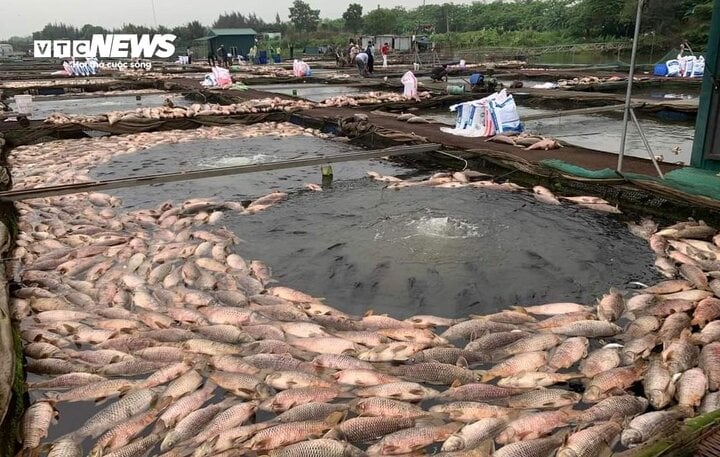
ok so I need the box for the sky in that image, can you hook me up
[0,0,478,39]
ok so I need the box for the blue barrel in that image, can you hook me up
[654,63,668,76]
[273,55,282,63]
[258,50,268,64]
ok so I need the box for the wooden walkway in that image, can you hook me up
[296,106,680,177]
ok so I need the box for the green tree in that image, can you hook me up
[289,0,321,34]
[570,0,630,38]
[363,8,403,35]
[342,3,364,33]
[213,12,268,31]
[171,21,208,51]
[79,24,108,39]
[32,23,81,40]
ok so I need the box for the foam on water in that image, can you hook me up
[200,153,276,168]
[411,216,481,239]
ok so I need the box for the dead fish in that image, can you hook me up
[486,135,516,145]
[576,395,649,423]
[266,439,366,457]
[429,402,511,423]
[643,357,676,410]
[492,434,565,457]
[620,411,679,448]
[583,363,646,403]
[527,139,562,151]
[550,320,622,338]
[597,288,624,322]
[441,418,506,452]
[519,303,592,316]
[506,389,581,409]
[366,420,462,455]
[19,401,57,454]
[533,186,561,205]
[556,421,623,457]
[497,371,582,389]
[496,410,571,444]
[676,367,708,410]
[548,337,589,370]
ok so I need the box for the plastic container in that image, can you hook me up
[447,85,465,95]
[258,50,268,65]
[654,63,668,77]
[14,95,33,114]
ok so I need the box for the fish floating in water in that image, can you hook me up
[367,171,622,214]
[44,91,432,126]
[8,122,720,457]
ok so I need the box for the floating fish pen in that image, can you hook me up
[4,119,720,456]
[0,77,169,98]
[4,73,720,455]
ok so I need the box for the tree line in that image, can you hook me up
[3,0,714,53]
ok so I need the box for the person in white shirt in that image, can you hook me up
[355,52,369,77]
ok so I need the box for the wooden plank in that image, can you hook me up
[0,143,441,201]
[521,103,635,121]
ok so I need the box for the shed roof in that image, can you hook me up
[209,28,258,36]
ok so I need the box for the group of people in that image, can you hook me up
[208,44,232,68]
[349,40,390,77]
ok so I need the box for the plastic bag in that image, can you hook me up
[488,89,523,134]
[293,60,309,78]
[212,67,233,87]
[683,56,695,78]
[441,97,490,137]
[401,71,418,100]
[692,56,705,78]
[666,59,681,77]
[201,74,218,87]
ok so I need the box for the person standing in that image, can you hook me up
[289,44,294,60]
[186,47,193,64]
[349,44,359,67]
[355,51,369,77]
[365,42,375,74]
[207,47,216,67]
[217,45,227,67]
[248,45,257,64]
[381,42,389,68]
[347,40,356,66]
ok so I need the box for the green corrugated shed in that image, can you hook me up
[192,28,257,59]
[691,0,720,171]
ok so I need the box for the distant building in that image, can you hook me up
[360,36,375,49]
[0,44,14,58]
[359,36,413,52]
[193,28,258,59]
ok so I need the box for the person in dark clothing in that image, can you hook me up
[217,45,229,68]
[430,64,448,82]
[365,42,374,74]
[289,44,294,59]
[207,49,216,67]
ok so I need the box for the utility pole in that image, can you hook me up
[617,0,644,172]
[446,6,450,33]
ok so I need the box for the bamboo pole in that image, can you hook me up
[0,143,441,201]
